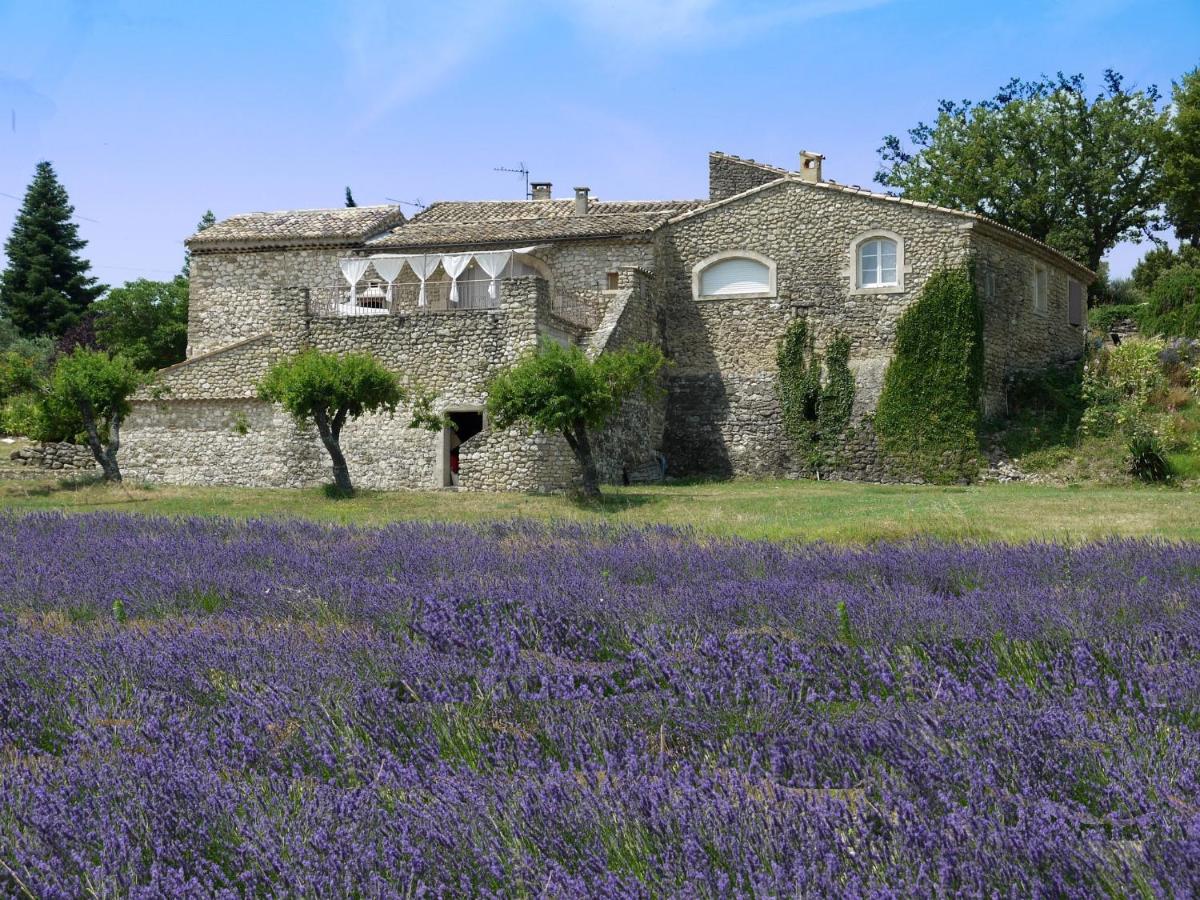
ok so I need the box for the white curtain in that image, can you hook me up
[371,257,406,306]
[339,258,371,306]
[473,251,511,301]
[407,255,440,307]
[441,253,471,305]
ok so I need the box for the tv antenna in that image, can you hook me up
[494,162,530,199]
[385,197,427,210]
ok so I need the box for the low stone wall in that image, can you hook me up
[9,442,98,472]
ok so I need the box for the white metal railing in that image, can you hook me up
[308,278,504,318]
[306,278,605,330]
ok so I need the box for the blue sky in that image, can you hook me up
[1,0,1197,285]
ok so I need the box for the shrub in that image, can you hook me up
[0,391,53,438]
[1141,266,1200,338]
[1087,302,1147,334]
[1081,336,1167,437]
[875,266,983,482]
[1127,427,1172,482]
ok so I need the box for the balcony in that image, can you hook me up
[308,276,604,330]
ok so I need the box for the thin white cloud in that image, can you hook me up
[341,0,515,128]
[559,0,890,47]
[343,0,891,123]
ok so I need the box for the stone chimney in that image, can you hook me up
[573,186,589,216]
[531,182,552,201]
[798,151,824,183]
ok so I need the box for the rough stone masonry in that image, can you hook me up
[120,150,1093,491]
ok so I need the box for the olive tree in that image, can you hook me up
[486,341,665,497]
[258,348,442,494]
[43,348,144,481]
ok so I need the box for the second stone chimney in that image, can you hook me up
[798,151,824,183]
[573,186,589,216]
[531,182,552,201]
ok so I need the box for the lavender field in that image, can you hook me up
[1,513,1198,897]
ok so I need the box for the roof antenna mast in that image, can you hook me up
[494,162,530,199]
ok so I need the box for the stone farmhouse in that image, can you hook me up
[121,151,1093,491]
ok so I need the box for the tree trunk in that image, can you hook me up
[79,398,122,482]
[562,420,601,498]
[314,407,353,493]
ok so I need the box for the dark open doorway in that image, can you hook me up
[444,410,484,486]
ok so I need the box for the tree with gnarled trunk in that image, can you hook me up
[486,341,665,497]
[43,349,144,482]
[258,349,443,495]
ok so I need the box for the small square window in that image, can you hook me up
[605,271,620,291]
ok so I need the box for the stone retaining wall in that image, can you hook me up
[9,442,98,472]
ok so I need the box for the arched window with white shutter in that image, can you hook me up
[692,251,777,301]
[848,229,907,294]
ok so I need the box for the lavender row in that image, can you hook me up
[0,513,1198,896]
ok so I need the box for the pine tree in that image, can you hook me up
[182,209,217,277]
[345,186,357,208]
[0,161,105,337]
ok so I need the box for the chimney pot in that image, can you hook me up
[573,186,589,217]
[531,182,552,201]
[798,151,824,183]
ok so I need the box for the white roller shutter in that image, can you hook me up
[700,257,770,296]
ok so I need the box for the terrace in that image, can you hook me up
[308,250,603,329]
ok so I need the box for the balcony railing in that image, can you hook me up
[308,278,502,318]
[306,278,605,330]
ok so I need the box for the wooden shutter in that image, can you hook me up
[1068,279,1084,327]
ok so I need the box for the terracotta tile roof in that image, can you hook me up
[367,199,704,250]
[187,205,406,250]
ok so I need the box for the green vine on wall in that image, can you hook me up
[777,319,855,476]
[874,265,984,482]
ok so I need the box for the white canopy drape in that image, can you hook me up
[370,257,406,306]
[345,247,543,309]
[406,255,440,307]
[473,251,511,301]
[339,258,371,306]
[440,253,471,305]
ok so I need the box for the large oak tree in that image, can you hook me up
[876,71,1168,274]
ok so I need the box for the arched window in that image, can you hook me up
[848,230,906,293]
[692,251,776,300]
[857,237,898,288]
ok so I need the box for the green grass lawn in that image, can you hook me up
[2,473,1198,543]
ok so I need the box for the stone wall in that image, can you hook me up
[658,179,973,476]
[188,248,345,357]
[589,268,669,483]
[123,277,585,493]
[707,154,787,202]
[9,442,98,472]
[971,231,1088,418]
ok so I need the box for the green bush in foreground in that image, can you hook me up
[875,266,983,482]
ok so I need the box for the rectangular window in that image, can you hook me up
[605,271,620,291]
[1068,279,1084,326]
[1033,266,1048,314]
[983,269,996,301]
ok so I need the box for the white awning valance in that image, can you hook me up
[338,248,544,307]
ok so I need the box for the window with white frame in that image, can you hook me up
[857,237,898,288]
[694,252,775,299]
[1033,265,1048,313]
